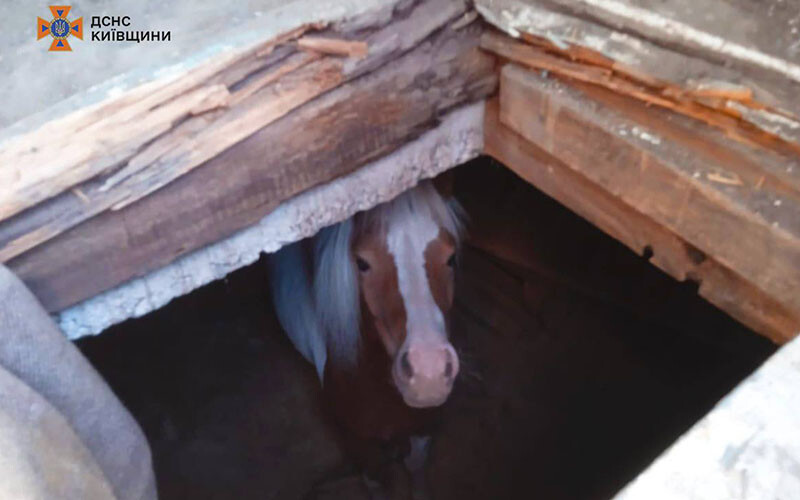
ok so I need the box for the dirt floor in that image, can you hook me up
[78,158,776,499]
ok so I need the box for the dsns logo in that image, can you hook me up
[37,6,83,52]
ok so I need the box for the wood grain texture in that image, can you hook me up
[6,16,496,313]
[475,0,800,145]
[0,24,315,223]
[498,65,800,316]
[0,0,469,262]
[297,37,369,58]
[543,0,800,75]
[485,97,800,343]
[480,32,800,160]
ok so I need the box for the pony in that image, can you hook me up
[268,178,465,498]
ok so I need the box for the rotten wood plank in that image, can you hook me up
[480,31,800,160]
[0,24,315,222]
[480,30,800,204]
[543,0,800,77]
[5,16,496,313]
[484,97,800,343]
[497,64,800,316]
[475,0,800,146]
[0,0,468,262]
[297,36,369,59]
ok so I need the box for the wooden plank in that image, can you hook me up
[5,18,495,313]
[0,0,468,262]
[484,98,800,343]
[543,0,800,75]
[0,24,314,222]
[480,32,800,161]
[296,37,369,59]
[497,64,800,316]
[475,0,800,146]
[480,33,800,209]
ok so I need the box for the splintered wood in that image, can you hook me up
[476,0,800,343]
[476,0,800,147]
[480,32,800,157]
[1,0,496,312]
[484,99,800,343]
[0,23,318,223]
[483,58,800,342]
[297,37,369,59]
[0,24,337,261]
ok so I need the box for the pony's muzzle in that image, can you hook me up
[394,343,459,408]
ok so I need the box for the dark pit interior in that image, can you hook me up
[77,157,776,499]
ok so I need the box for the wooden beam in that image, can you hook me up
[0,24,315,225]
[480,32,800,160]
[297,36,369,59]
[475,0,800,146]
[0,0,469,262]
[543,0,800,81]
[4,3,496,312]
[485,97,800,343]
[497,64,800,317]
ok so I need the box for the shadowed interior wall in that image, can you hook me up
[77,157,775,500]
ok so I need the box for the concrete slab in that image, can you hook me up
[615,335,800,500]
[1,0,393,136]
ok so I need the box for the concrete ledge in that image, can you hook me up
[615,335,800,500]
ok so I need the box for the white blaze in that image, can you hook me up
[386,210,446,346]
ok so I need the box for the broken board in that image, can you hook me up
[478,0,800,343]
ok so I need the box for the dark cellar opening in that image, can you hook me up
[77,157,776,500]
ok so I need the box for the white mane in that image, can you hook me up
[268,180,465,382]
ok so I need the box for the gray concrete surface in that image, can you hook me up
[615,335,800,500]
[0,0,394,138]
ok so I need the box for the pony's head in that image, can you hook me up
[314,180,465,408]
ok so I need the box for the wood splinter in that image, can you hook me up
[297,37,369,59]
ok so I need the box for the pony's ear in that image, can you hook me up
[432,169,456,199]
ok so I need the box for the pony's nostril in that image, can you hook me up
[442,347,457,380]
[400,351,414,379]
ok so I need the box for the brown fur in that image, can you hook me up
[323,218,457,487]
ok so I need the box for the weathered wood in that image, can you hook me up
[297,36,369,59]
[480,32,800,159]
[482,32,800,203]
[0,24,314,222]
[497,64,800,317]
[475,0,800,146]
[0,0,468,262]
[484,98,800,343]
[57,104,485,338]
[6,16,495,313]
[543,0,800,77]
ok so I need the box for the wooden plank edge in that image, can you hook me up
[474,0,800,146]
[498,64,800,314]
[0,0,470,261]
[484,98,799,343]
[56,103,485,338]
[480,31,800,160]
[7,22,496,313]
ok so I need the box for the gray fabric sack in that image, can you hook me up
[0,265,157,500]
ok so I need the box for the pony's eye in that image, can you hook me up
[356,257,371,272]
[446,253,456,268]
